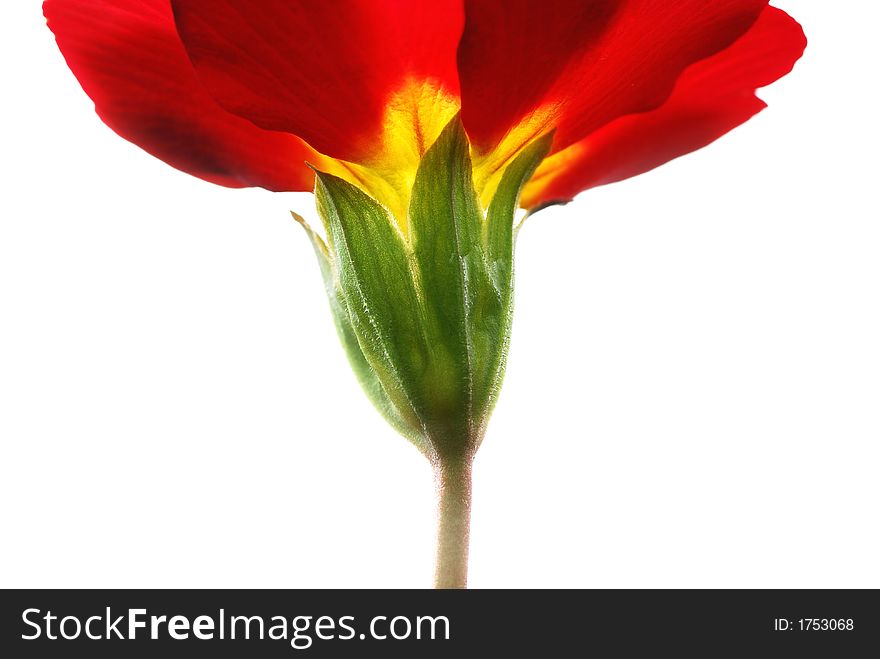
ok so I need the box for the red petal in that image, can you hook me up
[521,6,806,208]
[169,0,464,164]
[459,0,771,155]
[44,0,316,191]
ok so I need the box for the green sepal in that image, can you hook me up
[486,131,554,286]
[292,211,423,447]
[408,116,489,455]
[477,131,554,423]
[313,170,439,454]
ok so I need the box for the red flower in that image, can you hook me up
[45,0,805,222]
[44,1,808,589]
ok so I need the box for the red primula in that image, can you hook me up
[45,0,804,224]
[44,0,807,590]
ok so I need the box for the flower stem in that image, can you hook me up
[433,455,473,589]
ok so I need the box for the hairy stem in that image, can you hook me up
[433,456,473,589]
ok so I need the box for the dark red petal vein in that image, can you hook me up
[170,0,464,165]
[44,0,315,191]
[459,0,770,155]
[521,6,806,208]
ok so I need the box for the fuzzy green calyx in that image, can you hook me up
[300,116,551,462]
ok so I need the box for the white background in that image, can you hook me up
[1,1,878,588]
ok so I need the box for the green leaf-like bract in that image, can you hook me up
[306,117,551,460]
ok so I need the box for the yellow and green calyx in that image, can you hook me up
[298,114,552,462]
